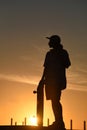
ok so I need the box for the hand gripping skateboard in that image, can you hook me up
[33,80,44,126]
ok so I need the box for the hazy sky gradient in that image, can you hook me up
[0,0,87,128]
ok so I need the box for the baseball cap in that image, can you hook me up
[46,35,61,43]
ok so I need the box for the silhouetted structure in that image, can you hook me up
[0,119,86,130]
[38,35,71,129]
[11,118,13,126]
[24,118,27,126]
[83,121,86,130]
[70,120,72,130]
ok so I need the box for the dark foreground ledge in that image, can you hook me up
[0,126,47,130]
[0,126,38,130]
[0,126,40,130]
[0,125,68,130]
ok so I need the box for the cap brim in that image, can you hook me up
[46,37,50,39]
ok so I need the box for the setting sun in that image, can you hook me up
[29,116,37,126]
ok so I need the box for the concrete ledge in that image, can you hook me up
[0,125,67,130]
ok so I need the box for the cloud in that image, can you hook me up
[0,65,87,93]
[67,67,87,92]
[67,83,87,92]
[0,73,39,85]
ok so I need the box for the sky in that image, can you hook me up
[0,0,87,129]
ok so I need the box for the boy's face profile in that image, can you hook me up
[48,40,55,48]
[48,40,52,48]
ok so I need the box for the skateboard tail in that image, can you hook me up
[33,81,44,126]
[37,89,44,126]
[37,82,44,126]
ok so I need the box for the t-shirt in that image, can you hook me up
[44,48,71,90]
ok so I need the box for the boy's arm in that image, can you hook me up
[37,68,46,91]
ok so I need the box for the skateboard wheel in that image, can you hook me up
[33,90,37,94]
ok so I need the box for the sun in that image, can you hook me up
[29,116,37,126]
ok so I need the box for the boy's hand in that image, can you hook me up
[37,79,44,92]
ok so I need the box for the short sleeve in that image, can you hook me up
[43,52,49,67]
[63,50,71,68]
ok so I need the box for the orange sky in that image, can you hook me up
[0,1,87,129]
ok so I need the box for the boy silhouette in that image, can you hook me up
[38,35,71,129]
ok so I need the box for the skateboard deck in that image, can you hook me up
[33,81,44,126]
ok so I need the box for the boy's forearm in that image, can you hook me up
[41,68,46,81]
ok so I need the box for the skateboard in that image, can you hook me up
[33,80,44,126]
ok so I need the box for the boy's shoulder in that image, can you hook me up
[62,49,69,56]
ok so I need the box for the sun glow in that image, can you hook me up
[29,116,37,126]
